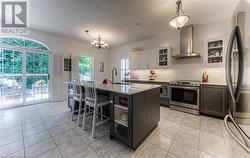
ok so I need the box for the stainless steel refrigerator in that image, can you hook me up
[224,0,250,153]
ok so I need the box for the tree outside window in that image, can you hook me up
[79,56,93,82]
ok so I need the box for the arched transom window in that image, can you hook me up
[0,37,50,51]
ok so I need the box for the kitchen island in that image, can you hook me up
[67,82,161,149]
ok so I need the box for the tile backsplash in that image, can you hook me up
[131,65,226,84]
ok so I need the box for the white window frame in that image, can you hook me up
[120,58,129,80]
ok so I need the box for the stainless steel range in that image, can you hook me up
[169,80,201,115]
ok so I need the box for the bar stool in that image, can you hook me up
[71,80,85,126]
[82,81,111,138]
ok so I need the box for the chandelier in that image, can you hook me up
[169,0,190,30]
[85,30,108,50]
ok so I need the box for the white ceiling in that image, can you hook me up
[30,0,240,48]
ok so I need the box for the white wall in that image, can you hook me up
[20,29,110,99]
[108,28,179,81]
[108,18,232,84]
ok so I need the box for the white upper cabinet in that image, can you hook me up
[204,37,226,67]
[128,52,140,70]
[148,49,158,68]
[128,47,172,70]
[139,50,150,69]
[157,48,171,68]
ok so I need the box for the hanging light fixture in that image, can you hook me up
[85,30,108,50]
[169,0,190,30]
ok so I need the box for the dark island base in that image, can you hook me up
[110,87,160,150]
[67,83,160,150]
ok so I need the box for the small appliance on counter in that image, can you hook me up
[169,80,201,115]
[148,70,157,80]
[202,71,209,83]
[103,79,110,84]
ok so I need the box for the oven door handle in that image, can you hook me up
[170,86,199,90]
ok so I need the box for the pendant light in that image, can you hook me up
[85,30,108,50]
[169,0,190,30]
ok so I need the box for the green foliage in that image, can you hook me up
[26,76,48,89]
[0,37,49,51]
[26,52,48,74]
[79,56,92,75]
[0,37,50,91]
[0,49,49,88]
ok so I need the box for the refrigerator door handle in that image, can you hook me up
[225,26,236,104]
[234,26,244,103]
[226,26,244,104]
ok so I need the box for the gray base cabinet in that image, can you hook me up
[200,85,228,117]
[110,88,160,150]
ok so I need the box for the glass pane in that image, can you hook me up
[14,51,22,61]
[26,76,49,102]
[24,39,33,48]
[41,54,48,61]
[26,52,49,103]
[1,37,49,51]
[12,76,23,104]
[3,49,14,74]
[41,76,49,99]
[4,58,13,67]
[26,60,33,69]
[0,76,23,108]
[3,68,13,74]
[79,56,92,81]
[14,60,22,70]
[4,49,13,59]
[0,59,2,70]
[34,53,41,60]
[26,52,34,74]
[26,76,40,102]
[126,59,129,69]
[121,59,125,69]
[27,52,34,61]
[25,39,49,51]
[0,49,2,58]
[14,69,22,74]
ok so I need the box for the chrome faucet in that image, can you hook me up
[111,67,118,84]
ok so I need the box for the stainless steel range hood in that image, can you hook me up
[172,25,201,59]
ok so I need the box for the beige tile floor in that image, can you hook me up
[0,102,249,158]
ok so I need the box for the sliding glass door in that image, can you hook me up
[0,37,50,109]
[26,52,49,103]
